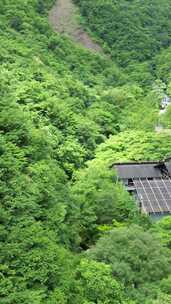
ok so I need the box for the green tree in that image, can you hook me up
[72,162,137,246]
[88,225,171,303]
[76,259,126,304]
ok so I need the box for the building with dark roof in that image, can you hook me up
[113,158,171,218]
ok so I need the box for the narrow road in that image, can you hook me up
[49,0,103,53]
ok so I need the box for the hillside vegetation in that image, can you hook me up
[74,0,171,64]
[1,0,171,303]
[74,0,171,88]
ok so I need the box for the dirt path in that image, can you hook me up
[49,0,103,53]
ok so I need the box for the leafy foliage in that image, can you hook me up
[75,0,171,67]
[93,130,171,166]
[1,0,171,303]
[87,225,171,303]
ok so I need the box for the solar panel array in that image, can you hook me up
[133,178,171,214]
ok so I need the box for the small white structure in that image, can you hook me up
[161,94,170,109]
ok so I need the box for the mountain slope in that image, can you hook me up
[49,0,103,52]
[1,1,171,304]
[74,0,171,66]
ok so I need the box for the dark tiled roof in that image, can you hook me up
[113,158,171,215]
[114,163,162,179]
[134,179,171,214]
[165,162,171,175]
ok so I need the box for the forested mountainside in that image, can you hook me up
[74,0,171,87]
[1,0,171,303]
[74,0,171,64]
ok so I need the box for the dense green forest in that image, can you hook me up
[1,0,171,303]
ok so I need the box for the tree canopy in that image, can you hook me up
[1,0,171,303]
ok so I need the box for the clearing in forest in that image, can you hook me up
[49,0,103,53]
